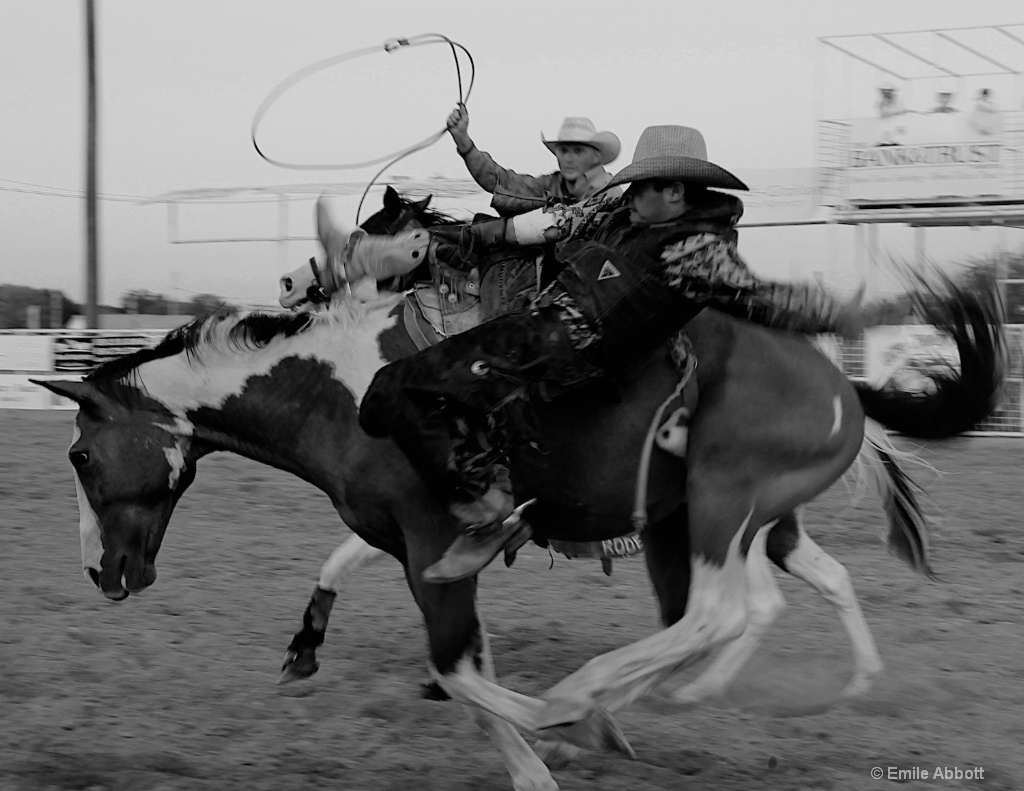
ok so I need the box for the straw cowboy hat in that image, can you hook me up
[542,117,621,166]
[604,125,748,191]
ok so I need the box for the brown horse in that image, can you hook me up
[37,196,1004,791]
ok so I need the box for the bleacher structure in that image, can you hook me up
[815,24,1024,435]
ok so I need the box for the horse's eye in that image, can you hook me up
[69,450,90,469]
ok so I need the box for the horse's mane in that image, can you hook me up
[86,293,404,392]
[409,204,461,228]
[360,191,462,234]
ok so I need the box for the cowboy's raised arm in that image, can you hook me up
[447,103,551,215]
[658,234,861,337]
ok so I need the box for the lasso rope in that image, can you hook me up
[251,33,476,223]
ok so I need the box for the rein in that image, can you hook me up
[632,354,697,530]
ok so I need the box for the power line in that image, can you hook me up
[0,177,146,202]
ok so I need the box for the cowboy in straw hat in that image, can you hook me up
[354,124,871,583]
[446,104,622,217]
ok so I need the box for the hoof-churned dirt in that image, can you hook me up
[2,411,1022,790]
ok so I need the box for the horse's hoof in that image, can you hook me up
[534,696,593,730]
[536,704,635,759]
[277,649,319,685]
[421,680,451,701]
[841,674,878,699]
[533,739,580,770]
[668,683,718,708]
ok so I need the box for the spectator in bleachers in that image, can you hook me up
[970,88,999,135]
[877,83,906,118]
[932,90,958,113]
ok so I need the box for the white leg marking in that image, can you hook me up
[781,525,885,696]
[317,534,385,592]
[829,395,842,439]
[669,521,784,705]
[71,424,103,579]
[430,655,547,735]
[470,609,558,791]
[540,513,757,717]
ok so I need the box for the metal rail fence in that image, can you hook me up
[3,327,1022,434]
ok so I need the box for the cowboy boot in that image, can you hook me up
[422,465,523,583]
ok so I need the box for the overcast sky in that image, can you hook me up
[2,0,1023,308]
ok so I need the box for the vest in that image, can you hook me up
[555,192,743,371]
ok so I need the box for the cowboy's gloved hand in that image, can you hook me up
[446,103,473,155]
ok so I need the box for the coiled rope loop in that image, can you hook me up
[251,33,475,222]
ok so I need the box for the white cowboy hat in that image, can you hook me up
[541,117,621,166]
[603,125,748,191]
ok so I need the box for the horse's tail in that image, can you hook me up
[852,419,935,579]
[853,268,1006,439]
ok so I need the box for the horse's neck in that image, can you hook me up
[133,298,404,486]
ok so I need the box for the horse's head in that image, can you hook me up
[360,184,434,236]
[34,378,198,600]
[279,186,449,310]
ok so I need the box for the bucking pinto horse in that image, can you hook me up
[275,190,1004,698]
[37,198,1004,791]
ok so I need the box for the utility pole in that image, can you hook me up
[85,0,99,328]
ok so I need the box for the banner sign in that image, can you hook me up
[846,110,1005,201]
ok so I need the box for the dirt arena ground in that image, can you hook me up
[2,409,1022,791]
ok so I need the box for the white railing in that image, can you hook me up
[2,328,1022,434]
[838,325,1024,436]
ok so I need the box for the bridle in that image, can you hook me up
[302,257,332,307]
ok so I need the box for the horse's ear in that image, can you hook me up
[414,195,432,212]
[383,185,402,216]
[31,379,107,414]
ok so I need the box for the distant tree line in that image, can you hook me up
[0,285,232,328]
[118,289,229,317]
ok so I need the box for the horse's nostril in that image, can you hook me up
[87,568,100,588]
[281,277,293,292]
